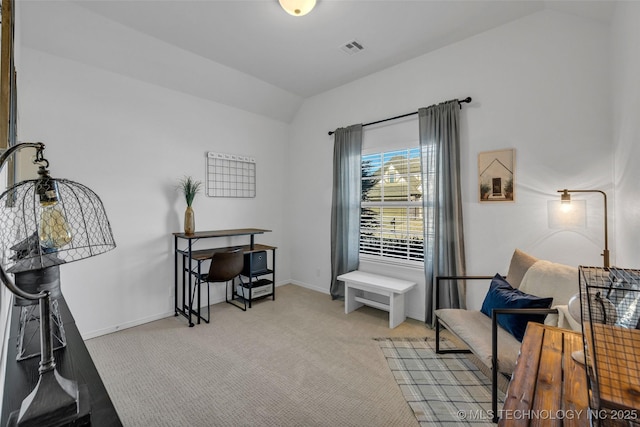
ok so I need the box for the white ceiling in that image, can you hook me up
[18,0,616,122]
[74,0,615,98]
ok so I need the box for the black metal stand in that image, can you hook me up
[7,295,86,427]
[1,297,122,427]
[15,267,67,361]
[6,374,90,427]
[234,248,276,309]
[226,276,247,311]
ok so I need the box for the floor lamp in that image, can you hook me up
[0,142,116,427]
[557,189,609,268]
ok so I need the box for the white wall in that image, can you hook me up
[612,2,640,268]
[9,5,622,336]
[288,9,612,318]
[17,47,291,338]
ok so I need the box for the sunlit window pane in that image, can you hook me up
[361,148,424,262]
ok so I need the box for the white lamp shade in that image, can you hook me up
[279,0,316,16]
[548,199,587,229]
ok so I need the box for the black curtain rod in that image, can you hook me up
[327,97,472,136]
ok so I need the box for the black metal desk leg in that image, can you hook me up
[196,259,201,325]
[181,253,187,313]
[187,241,194,327]
[249,256,253,309]
[174,236,178,316]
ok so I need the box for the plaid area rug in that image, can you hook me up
[376,337,504,426]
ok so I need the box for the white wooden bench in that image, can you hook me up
[337,270,417,328]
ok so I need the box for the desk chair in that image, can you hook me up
[191,249,245,322]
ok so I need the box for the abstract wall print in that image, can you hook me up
[478,149,515,202]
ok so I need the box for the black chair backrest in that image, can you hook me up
[207,249,244,282]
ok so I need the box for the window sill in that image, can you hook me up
[359,254,424,271]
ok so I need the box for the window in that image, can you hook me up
[360,148,424,263]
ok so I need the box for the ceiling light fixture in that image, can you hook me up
[279,0,316,16]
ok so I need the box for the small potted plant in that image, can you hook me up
[480,183,491,200]
[178,176,202,234]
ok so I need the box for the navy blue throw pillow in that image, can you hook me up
[480,274,553,342]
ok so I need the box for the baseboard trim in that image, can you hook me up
[82,281,292,340]
[406,309,425,323]
[290,280,330,295]
[81,281,424,339]
[82,311,173,340]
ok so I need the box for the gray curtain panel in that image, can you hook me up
[330,124,363,299]
[419,100,467,325]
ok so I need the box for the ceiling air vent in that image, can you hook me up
[339,39,364,56]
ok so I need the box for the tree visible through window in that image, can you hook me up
[360,148,424,263]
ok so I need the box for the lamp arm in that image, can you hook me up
[0,264,44,301]
[558,188,609,268]
[0,141,47,301]
[0,141,45,173]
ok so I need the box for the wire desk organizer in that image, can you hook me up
[578,266,640,426]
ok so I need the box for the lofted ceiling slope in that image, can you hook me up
[19,1,615,123]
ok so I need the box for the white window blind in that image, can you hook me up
[360,147,425,263]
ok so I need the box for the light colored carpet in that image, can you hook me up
[377,337,505,426]
[85,284,435,426]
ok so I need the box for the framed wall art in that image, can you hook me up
[478,148,515,202]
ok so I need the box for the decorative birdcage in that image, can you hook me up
[0,173,116,361]
[0,176,115,274]
[578,266,640,426]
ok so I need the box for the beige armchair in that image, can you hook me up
[434,249,579,422]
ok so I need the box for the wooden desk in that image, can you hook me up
[173,228,275,326]
[173,228,270,249]
[1,297,122,426]
[499,323,589,426]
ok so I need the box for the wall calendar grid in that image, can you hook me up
[206,152,256,198]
